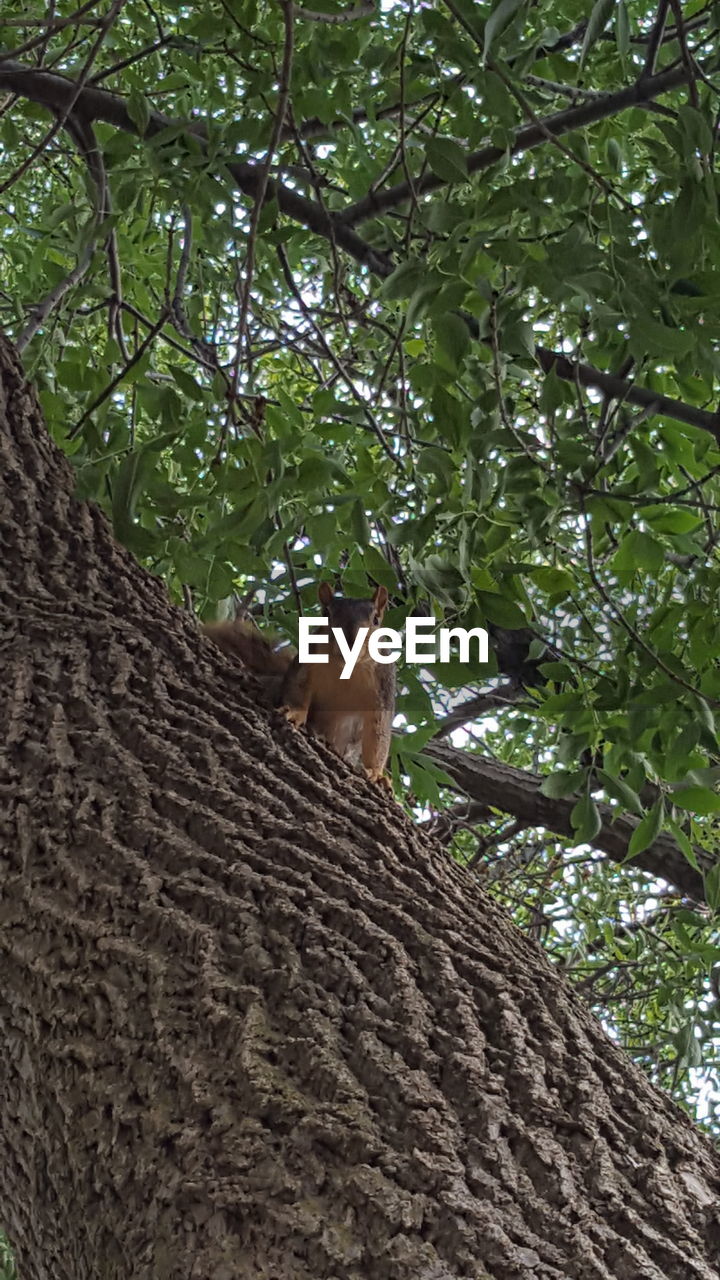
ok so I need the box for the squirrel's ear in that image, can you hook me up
[372,585,389,615]
[318,581,334,606]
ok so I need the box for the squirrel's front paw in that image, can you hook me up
[280,704,308,728]
[364,767,392,789]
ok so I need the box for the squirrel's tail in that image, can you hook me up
[202,619,294,676]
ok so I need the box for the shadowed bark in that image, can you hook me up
[1,329,720,1279]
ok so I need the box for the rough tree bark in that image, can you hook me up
[1,329,719,1280]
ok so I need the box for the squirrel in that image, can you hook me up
[202,582,395,787]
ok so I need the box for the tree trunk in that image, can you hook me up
[1,329,719,1280]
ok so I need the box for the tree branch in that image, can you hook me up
[3,55,719,447]
[68,307,169,438]
[641,0,672,78]
[424,741,710,903]
[0,55,393,277]
[536,347,720,441]
[433,683,523,739]
[0,2,127,198]
[336,63,695,226]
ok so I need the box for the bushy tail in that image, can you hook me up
[202,619,294,677]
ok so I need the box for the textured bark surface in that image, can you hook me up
[1,328,720,1280]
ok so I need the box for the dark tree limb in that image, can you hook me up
[536,347,720,440]
[0,56,394,278]
[336,63,696,226]
[0,57,699,275]
[424,741,711,903]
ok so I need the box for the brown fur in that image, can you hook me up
[202,619,293,678]
[202,587,396,786]
[279,584,395,785]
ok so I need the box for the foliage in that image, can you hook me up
[2,0,720,1130]
[0,1232,15,1280]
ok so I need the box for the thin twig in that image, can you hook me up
[294,2,373,22]
[490,297,551,474]
[580,498,719,706]
[16,113,107,352]
[231,0,294,381]
[90,35,172,85]
[668,0,700,110]
[277,243,404,471]
[285,104,350,341]
[641,0,671,78]
[433,684,523,739]
[68,307,169,438]
[467,819,527,871]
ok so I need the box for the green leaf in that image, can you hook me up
[424,138,468,183]
[638,506,702,535]
[672,787,720,814]
[694,697,715,737]
[627,799,664,859]
[127,90,150,135]
[598,769,643,816]
[667,818,699,870]
[483,0,526,61]
[615,0,630,57]
[196,496,267,550]
[540,769,584,798]
[173,545,212,587]
[537,690,578,719]
[580,0,616,68]
[571,792,602,843]
[606,138,623,174]
[481,71,518,126]
[110,432,177,541]
[350,499,370,547]
[674,1022,703,1069]
[296,453,348,489]
[538,660,574,682]
[275,389,304,431]
[629,314,695,359]
[416,445,456,492]
[433,313,471,367]
[610,530,665,574]
[398,750,453,807]
[412,555,465,598]
[531,566,574,597]
[170,365,205,401]
[476,591,527,628]
[678,105,714,158]
[704,862,720,912]
[378,259,426,301]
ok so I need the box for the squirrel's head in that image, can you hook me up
[318,581,389,656]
